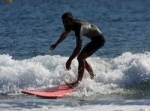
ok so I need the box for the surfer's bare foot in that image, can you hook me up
[65,81,79,88]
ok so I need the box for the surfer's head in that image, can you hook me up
[62,12,74,28]
[62,12,74,21]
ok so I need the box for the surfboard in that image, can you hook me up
[21,85,73,99]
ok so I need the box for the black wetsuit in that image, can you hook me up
[65,20,105,57]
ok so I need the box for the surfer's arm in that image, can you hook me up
[66,39,82,70]
[68,28,82,61]
[70,39,82,60]
[50,31,70,50]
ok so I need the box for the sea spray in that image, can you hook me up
[0,52,150,96]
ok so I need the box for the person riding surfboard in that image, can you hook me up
[50,12,106,87]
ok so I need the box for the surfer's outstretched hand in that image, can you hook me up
[50,44,57,51]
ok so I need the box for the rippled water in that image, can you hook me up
[0,0,150,111]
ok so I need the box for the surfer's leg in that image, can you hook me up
[79,36,105,80]
[85,60,94,79]
[65,52,87,88]
[77,52,87,82]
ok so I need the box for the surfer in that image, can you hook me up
[50,12,105,87]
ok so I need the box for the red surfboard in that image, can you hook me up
[21,85,73,99]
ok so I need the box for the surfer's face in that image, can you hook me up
[62,18,72,27]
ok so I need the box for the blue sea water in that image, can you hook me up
[0,0,150,111]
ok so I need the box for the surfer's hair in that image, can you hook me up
[62,12,74,21]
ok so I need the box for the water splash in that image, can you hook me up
[0,52,150,96]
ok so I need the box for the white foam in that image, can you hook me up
[44,105,150,111]
[0,52,150,96]
[0,103,150,111]
[112,52,150,86]
[1,99,150,111]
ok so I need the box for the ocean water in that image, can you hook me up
[0,0,150,111]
